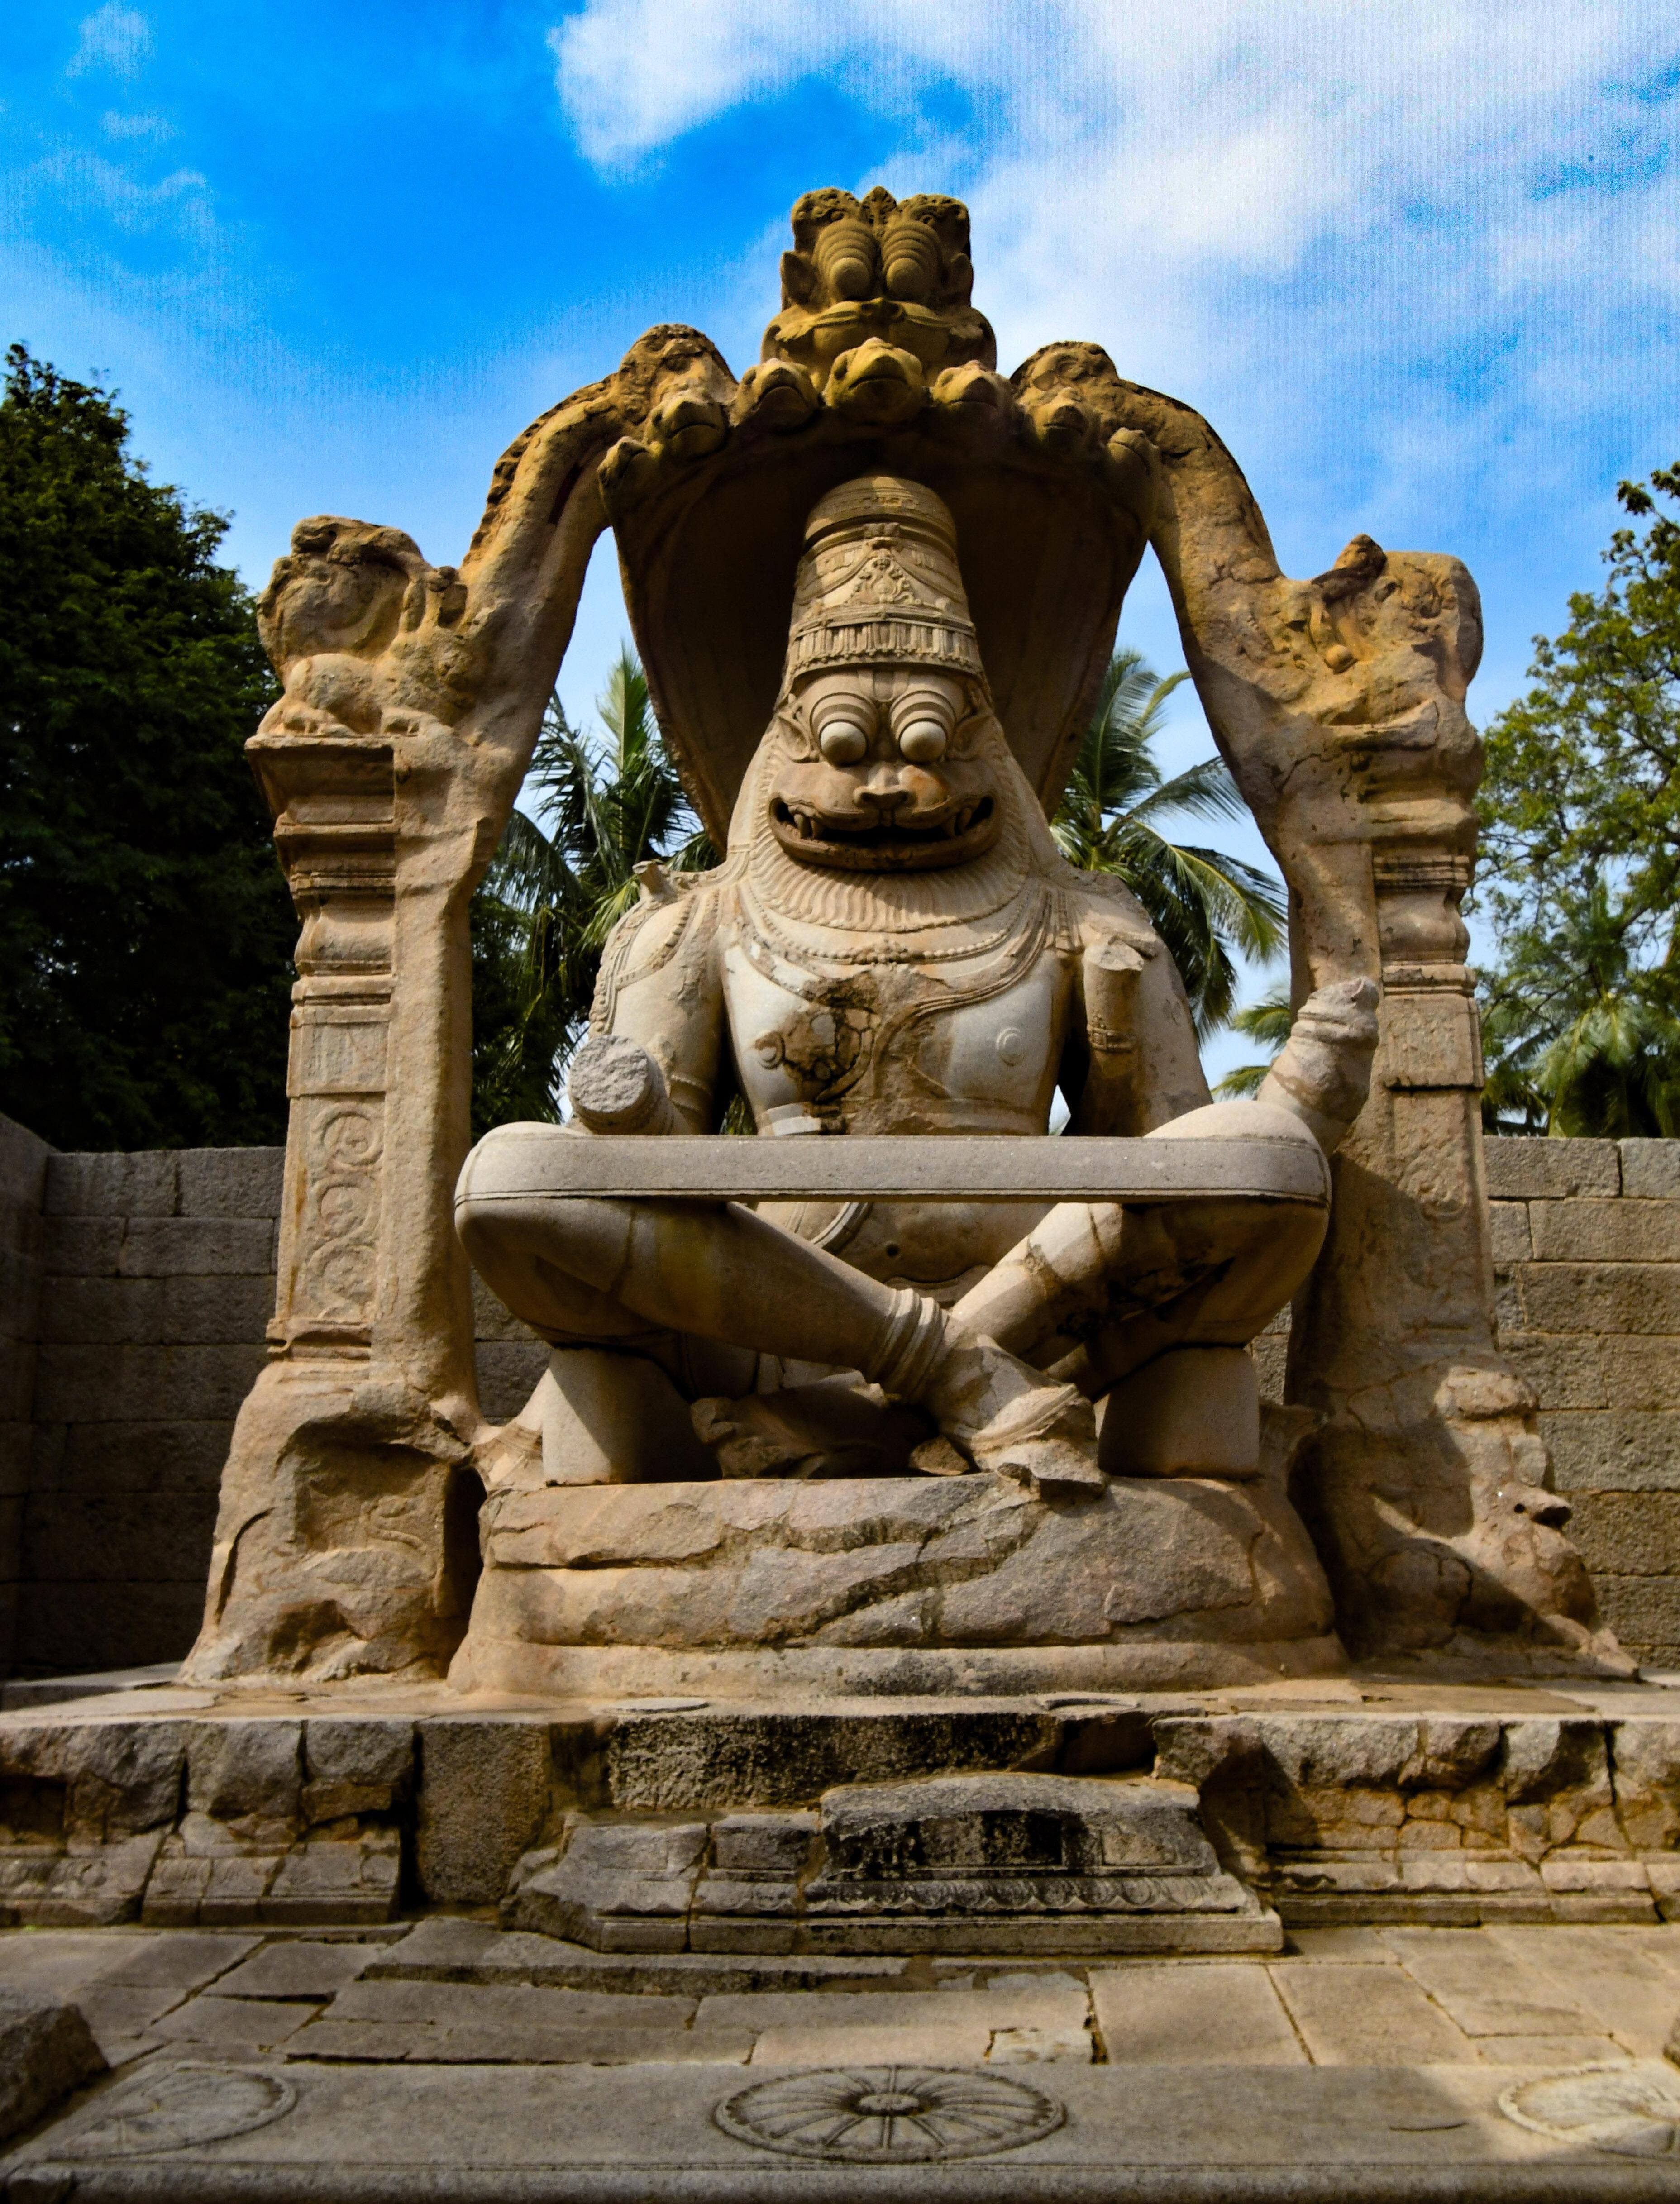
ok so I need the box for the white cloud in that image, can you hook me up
[67,5,151,79]
[100,110,172,140]
[549,0,983,165]
[546,0,1680,587]
[33,150,212,239]
[545,0,1680,331]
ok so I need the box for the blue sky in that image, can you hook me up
[5,0,1679,1064]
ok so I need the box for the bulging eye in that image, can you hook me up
[818,719,869,766]
[897,719,949,763]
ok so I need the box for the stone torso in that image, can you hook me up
[721,915,1074,1140]
[722,888,1077,1300]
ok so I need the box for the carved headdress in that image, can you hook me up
[780,476,984,695]
[594,188,1160,847]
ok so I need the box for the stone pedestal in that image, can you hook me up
[449,1471,1341,1700]
[6,1679,1679,1957]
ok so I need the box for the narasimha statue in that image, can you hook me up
[458,474,1376,1503]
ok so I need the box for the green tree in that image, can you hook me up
[1479,882,1680,1137]
[1475,463,1680,1135]
[1052,648,1286,1035]
[471,647,711,1133]
[1212,986,1293,1099]
[0,345,291,1149]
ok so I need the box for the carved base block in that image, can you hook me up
[512,1772,1281,1957]
[184,1359,483,1686]
[449,1471,1344,1698]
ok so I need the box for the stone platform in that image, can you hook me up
[4,1674,1680,1953]
[452,1471,1344,1701]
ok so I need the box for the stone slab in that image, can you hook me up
[210,1942,382,2002]
[1268,1962,1479,2065]
[362,1918,914,1996]
[1090,1962,1305,2064]
[1377,1930,1595,2039]
[10,2056,1680,2201]
[149,1996,319,2051]
[1484,1139,1620,1199]
[697,1912,1286,1956]
[0,1667,181,1713]
[458,1129,1332,1207]
[1487,1925,1680,2056]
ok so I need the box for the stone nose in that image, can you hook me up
[857,769,911,812]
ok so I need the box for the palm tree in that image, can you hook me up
[1481,879,1680,1136]
[1052,650,1286,1035]
[1212,986,1294,1099]
[470,647,712,1132]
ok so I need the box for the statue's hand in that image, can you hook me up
[1259,977,1380,1156]
[567,1033,680,1135]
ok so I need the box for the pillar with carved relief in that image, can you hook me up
[184,720,482,1682]
[1285,840,1613,1668]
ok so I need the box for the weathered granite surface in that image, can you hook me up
[1488,1139,1680,1672]
[0,1121,542,1684]
[453,1470,1340,1698]
[12,1915,1680,2199]
[0,1985,105,2142]
[7,1681,1680,1940]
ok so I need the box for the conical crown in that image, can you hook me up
[783,477,984,693]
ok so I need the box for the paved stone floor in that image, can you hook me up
[7,1921,1680,2196]
[6,1918,1680,2070]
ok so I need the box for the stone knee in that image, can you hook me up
[1188,1197,1327,1344]
[454,1190,646,1340]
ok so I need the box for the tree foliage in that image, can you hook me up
[1476,465,1680,1135]
[470,648,712,1132]
[1212,986,1293,1100]
[0,345,291,1149]
[1051,649,1285,1036]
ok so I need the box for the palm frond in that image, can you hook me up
[469,645,715,1136]
[1052,650,1284,1035]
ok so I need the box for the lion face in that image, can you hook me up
[767,666,1004,873]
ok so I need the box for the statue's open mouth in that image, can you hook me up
[770,795,998,870]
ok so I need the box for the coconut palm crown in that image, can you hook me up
[470,648,711,1131]
[1051,649,1286,1037]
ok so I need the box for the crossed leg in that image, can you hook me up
[458,1132,1326,1480]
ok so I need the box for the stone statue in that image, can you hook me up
[457,473,1378,1502]
[187,184,1622,1690]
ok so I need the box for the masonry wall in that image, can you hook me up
[1487,1136,1680,1671]
[4,1118,1679,1678]
[0,1118,52,1677]
[24,1142,281,1679]
[0,1118,546,1682]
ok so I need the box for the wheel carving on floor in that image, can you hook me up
[1501,2064,1680,2159]
[713,2064,1065,2162]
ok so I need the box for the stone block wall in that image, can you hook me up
[24,1142,281,1680]
[1487,1137,1680,1670]
[0,1118,52,1676]
[0,1118,547,1682]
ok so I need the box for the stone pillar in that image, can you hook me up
[186,720,486,1682]
[1283,844,1618,1667]
[1082,358,1621,1672]
[182,365,643,1681]
[264,731,400,1367]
